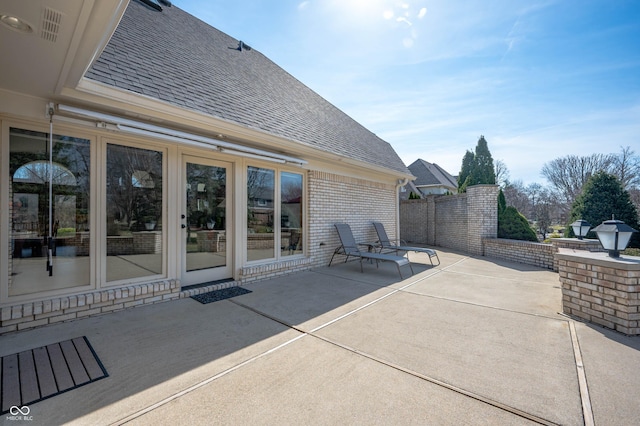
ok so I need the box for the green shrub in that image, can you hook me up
[567,172,640,248]
[498,206,538,241]
[56,227,76,237]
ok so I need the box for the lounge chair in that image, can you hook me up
[372,222,440,266]
[329,223,414,278]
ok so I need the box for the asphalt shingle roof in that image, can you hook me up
[85,1,410,175]
[408,159,457,188]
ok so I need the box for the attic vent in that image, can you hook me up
[40,7,62,42]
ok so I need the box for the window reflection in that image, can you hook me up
[247,167,275,261]
[246,167,304,262]
[106,144,163,281]
[185,163,227,271]
[281,172,303,256]
[8,128,91,295]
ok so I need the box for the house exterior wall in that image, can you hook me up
[418,186,453,196]
[308,171,398,268]
[0,113,402,333]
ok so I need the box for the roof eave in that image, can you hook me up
[61,79,413,179]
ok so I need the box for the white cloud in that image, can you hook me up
[417,7,427,19]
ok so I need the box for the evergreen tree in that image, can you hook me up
[498,188,507,213]
[498,188,538,241]
[458,136,496,192]
[568,171,640,247]
[498,206,538,241]
[474,136,496,185]
[458,150,474,192]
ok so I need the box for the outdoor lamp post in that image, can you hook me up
[570,219,591,240]
[593,218,638,258]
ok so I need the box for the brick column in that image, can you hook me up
[557,249,640,335]
[466,185,499,256]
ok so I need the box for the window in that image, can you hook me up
[247,167,304,262]
[281,172,303,257]
[247,167,275,261]
[106,144,164,282]
[8,128,91,296]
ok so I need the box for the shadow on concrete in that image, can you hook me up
[0,259,436,424]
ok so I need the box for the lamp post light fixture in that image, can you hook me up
[570,219,591,240]
[593,218,638,258]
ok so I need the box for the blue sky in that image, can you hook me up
[178,0,640,185]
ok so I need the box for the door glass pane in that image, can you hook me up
[247,166,275,261]
[106,144,163,281]
[8,128,91,296]
[281,172,303,256]
[186,163,227,271]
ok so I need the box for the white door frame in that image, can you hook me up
[181,155,233,286]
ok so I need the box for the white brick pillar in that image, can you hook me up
[467,185,499,256]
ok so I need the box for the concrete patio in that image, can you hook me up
[1,248,639,425]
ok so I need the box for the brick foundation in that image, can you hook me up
[0,280,181,334]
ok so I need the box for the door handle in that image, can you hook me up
[181,224,186,229]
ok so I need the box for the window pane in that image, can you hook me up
[247,166,274,261]
[8,128,91,296]
[281,172,303,256]
[106,144,163,281]
[185,163,227,271]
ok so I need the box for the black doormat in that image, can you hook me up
[1,336,108,414]
[190,286,252,304]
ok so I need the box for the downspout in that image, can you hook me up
[395,178,409,243]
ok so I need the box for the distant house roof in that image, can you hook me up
[85,1,409,175]
[407,159,457,189]
[399,180,422,200]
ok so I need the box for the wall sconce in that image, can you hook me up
[570,219,591,240]
[593,218,637,258]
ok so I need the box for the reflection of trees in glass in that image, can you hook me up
[186,164,226,229]
[9,129,90,236]
[106,145,163,234]
[281,172,303,256]
[281,172,302,229]
[247,167,274,232]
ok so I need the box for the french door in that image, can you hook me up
[181,156,232,285]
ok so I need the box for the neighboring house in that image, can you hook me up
[398,180,423,200]
[405,159,457,196]
[0,0,413,333]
